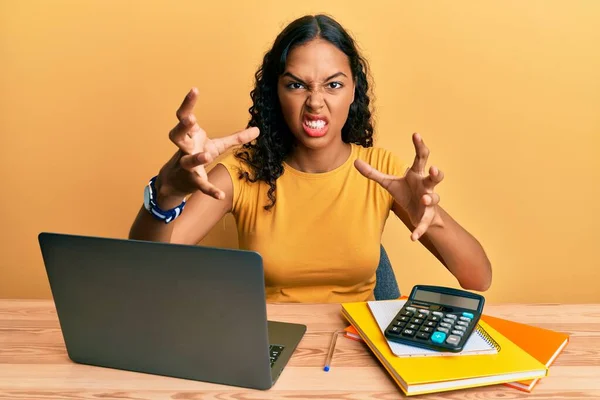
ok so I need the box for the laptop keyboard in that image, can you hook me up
[269,344,285,367]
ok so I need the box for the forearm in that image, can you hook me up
[420,206,492,291]
[128,206,177,242]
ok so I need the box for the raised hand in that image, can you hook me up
[157,88,259,201]
[354,133,444,241]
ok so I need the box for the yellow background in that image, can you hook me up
[1,1,599,302]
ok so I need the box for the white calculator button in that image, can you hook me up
[406,307,417,312]
[419,309,430,314]
[445,314,458,320]
[446,335,461,346]
[451,330,464,336]
[440,322,453,329]
[442,318,455,324]
[436,327,449,334]
[456,320,469,327]
[433,311,444,317]
[455,325,466,331]
[459,316,471,322]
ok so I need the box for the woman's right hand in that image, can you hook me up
[156,88,259,204]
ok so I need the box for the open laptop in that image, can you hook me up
[37,232,306,390]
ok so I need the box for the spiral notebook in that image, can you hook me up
[341,301,548,396]
[367,300,499,357]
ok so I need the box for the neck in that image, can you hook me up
[286,140,352,173]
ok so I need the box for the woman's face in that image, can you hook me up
[277,38,355,150]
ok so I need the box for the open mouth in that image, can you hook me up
[302,116,329,137]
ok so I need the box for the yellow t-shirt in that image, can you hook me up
[219,143,407,303]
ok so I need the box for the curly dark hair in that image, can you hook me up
[235,14,374,210]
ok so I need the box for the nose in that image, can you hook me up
[305,89,325,112]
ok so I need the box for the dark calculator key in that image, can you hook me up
[416,332,430,340]
[408,323,419,330]
[416,313,427,319]
[402,328,416,337]
[394,321,406,328]
[425,321,437,327]
[411,318,423,324]
[399,316,411,322]
[389,326,402,334]
[401,310,413,316]
[428,315,440,322]
[419,326,433,333]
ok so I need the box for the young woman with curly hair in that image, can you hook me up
[129,14,492,303]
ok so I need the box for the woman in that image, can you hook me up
[129,14,492,303]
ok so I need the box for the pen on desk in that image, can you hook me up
[323,329,343,372]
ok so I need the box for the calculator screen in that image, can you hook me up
[414,289,480,310]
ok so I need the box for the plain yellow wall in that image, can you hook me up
[1,1,599,302]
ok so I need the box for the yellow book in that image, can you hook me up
[341,301,548,396]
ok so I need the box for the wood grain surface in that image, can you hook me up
[1,300,598,399]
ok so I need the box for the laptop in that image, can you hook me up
[37,232,306,390]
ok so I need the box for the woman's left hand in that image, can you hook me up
[354,133,445,241]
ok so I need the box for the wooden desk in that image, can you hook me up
[1,300,598,399]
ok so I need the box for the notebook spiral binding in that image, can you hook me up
[476,323,502,352]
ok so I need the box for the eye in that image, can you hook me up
[327,81,344,89]
[286,82,305,90]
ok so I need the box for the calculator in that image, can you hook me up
[384,285,485,352]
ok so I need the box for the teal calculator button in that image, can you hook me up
[462,312,474,319]
[431,331,446,344]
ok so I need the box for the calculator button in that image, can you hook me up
[408,324,419,330]
[446,335,461,346]
[459,316,471,322]
[456,320,469,327]
[428,315,440,322]
[419,309,430,315]
[462,312,474,319]
[394,320,405,327]
[451,330,464,336]
[442,318,455,324]
[389,326,402,334]
[431,331,446,344]
[432,311,444,317]
[416,332,430,340]
[411,318,423,324]
[402,328,416,337]
[406,307,417,312]
[445,314,458,320]
[420,326,433,333]
[436,327,449,334]
[454,325,467,332]
[401,310,413,317]
[439,322,453,329]
[425,321,437,328]
[399,316,411,322]
[416,313,427,319]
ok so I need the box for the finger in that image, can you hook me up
[423,166,444,190]
[180,151,214,171]
[422,192,441,206]
[169,118,199,153]
[193,174,225,200]
[410,133,430,174]
[411,207,434,241]
[354,159,397,189]
[175,87,199,123]
[212,127,260,154]
[169,88,200,152]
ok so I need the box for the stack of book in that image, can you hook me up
[341,299,569,396]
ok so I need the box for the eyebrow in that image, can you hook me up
[282,71,348,84]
